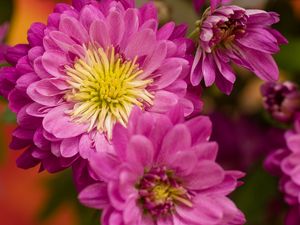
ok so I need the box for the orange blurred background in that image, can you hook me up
[0,1,77,225]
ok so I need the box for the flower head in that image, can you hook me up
[191,5,287,94]
[0,0,197,172]
[79,107,245,225]
[261,82,300,123]
[265,115,300,206]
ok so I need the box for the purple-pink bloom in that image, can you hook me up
[79,107,246,225]
[0,22,9,63]
[191,5,287,94]
[261,81,300,123]
[265,115,300,206]
[0,0,198,172]
[193,0,232,12]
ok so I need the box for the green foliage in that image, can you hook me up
[232,164,285,225]
[0,0,13,24]
[276,38,300,73]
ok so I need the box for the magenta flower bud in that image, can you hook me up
[261,82,300,123]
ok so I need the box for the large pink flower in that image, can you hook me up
[79,107,245,225]
[0,0,198,172]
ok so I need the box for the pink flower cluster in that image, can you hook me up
[0,0,288,224]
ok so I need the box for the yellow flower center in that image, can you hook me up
[151,183,192,207]
[137,167,193,216]
[65,46,154,138]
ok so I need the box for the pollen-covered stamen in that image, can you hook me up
[137,166,192,217]
[65,46,154,138]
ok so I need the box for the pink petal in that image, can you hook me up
[184,160,225,190]
[42,50,69,77]
[126,135,154,168]
[184,116,212,144]
[153,58,183,89]
[60,136,80,157]
[158,124,191,163]
[150,90,179,113]
[192,142,218,161]
[89,20,111,48]
[79,183,109,209]
[140,41,167,79]
[59,15,89,43]
[43,104,88,138]
[107,11,125,46]
[90,152,120,182]
[124,28,156,59]
[177,195,223,225]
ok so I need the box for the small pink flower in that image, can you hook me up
[79,107,245,225]
[191,5,287,94]
[265,115,300,206]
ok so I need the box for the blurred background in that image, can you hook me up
[0,0,299,224]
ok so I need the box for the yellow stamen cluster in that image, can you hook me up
[151,183,193,207]
[65,46,154,138]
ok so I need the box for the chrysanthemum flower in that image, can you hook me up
[191,5,287,94]
[193,0,232,12]
[79,107,246,225]
[261,82,300,123]
[265,115,300,206]
[0,22,9,63]
[0,0,198,172]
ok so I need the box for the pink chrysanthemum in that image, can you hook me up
[265,115,300,206]
[191,5,287,94]
[79,107,245,225]
[0,0,199,172]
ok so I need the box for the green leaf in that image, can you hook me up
[0,0,13,23]
[232,163,285,225]
[275,38,300,73]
